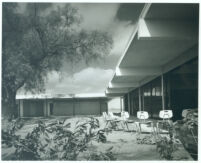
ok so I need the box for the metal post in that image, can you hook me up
[122,96,125,111]
[99,99,102,115]
[120,97,122,112]
[73,97,75,116]
[139,88,141,111]
[128,93,131,114]
[161,74,165,110]
[142,88,144,111]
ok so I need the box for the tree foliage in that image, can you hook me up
[2,3,113,116]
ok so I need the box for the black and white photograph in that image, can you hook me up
[1,0,199,161]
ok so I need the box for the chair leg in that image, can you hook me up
[139,123,142,134]
[125,122,129,131]
[121,121,125,130]
[104,121,109,129]
[156,122,160,135]
[111,121,119,130]
[134,122,140,134]
[115,121,119,130]
[151,122,156,136]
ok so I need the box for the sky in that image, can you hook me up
[18,3,144,95]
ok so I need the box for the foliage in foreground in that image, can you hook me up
[174,109,198,159]
[2,117,115,160]
[155,121,178,160]
[87,147,116,160]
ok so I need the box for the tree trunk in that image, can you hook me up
[2,88,18,118]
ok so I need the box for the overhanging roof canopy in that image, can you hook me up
[106,3,198,97]
[16,93,108,100]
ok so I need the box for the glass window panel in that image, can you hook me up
[152,87,156,96]
[156,86,161,96]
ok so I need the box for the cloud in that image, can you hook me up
[110,20,136,56]
[16,3,138,95]
[73,3,120,31]
[45,68,113,94]
[45,4,137,94]
[73,3,135,56]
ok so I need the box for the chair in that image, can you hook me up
[102,112,112,129]
[135,111,154,134]
[108,112,120,120]
[156,110,173,134]
[103,112,120,130]
[120,111,134,131]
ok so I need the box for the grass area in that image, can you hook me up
[2,116,193,161]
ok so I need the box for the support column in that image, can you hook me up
[48,101,50,116]
[73,98,75,116]
[44,99,49,117]
[47,100,52,117]
[161,74,165,110]
[128,93,131,114]
[122,97,125,111]
[19,100,24,117]
[139,88,141,111]
[99,99,102,115]
[142,88,144,111]
[120,97,122,112]
[43,100,46,116]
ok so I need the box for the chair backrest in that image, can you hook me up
[159,110,173,119]
[102,112,106,118]
[121,111,129,120]
[102,112,107,119]
[137,111,149,120]
[108,112,115,118]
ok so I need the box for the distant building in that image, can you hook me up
[108,97,123,113]
[16,93,109,117]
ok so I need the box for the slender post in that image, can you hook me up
[142,88,144,111]
[128,93,131,114]
[73,97,75,116]
[139,88,141,111]
[120,97,122,112]
[122,97,125,111]
[161,74,165,110]
[99,99,101,115]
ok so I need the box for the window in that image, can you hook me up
[152,87,156,96]
[155,86,161,96]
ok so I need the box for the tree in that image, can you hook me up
[2,3,113,117]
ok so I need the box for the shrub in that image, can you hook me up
[86,147,116,160]
[156,136,177,160]
[2,117,115,160]
[156,121,177,160]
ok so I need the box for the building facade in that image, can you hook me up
[17,94,108,117]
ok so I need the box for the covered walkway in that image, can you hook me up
[105,3,198,121]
